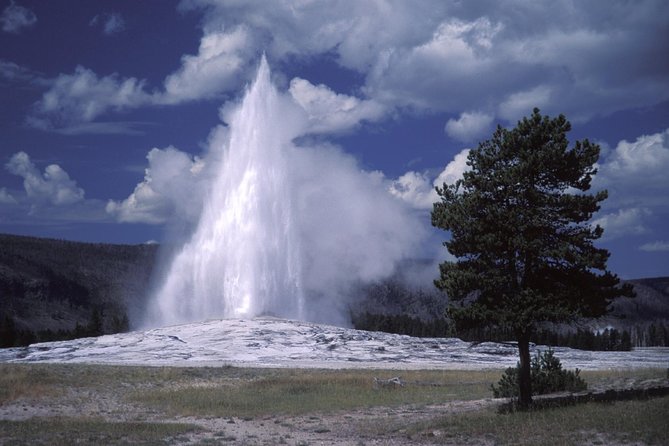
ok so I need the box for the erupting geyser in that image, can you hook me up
[146,57,304,327]
[143,56,428,329]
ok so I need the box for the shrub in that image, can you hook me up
[491,349,587,398]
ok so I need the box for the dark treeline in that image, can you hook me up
[629,322,669,348]
[351,312,451,338]
[0,307,129,348]
[353,273,669,351]
[352,312,669,351]
[456,326,636,351]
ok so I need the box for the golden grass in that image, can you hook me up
[131,368,503,417]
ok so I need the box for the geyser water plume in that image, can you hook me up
[143,57,430,329]
[145,57,304,327]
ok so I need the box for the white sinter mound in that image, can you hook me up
[1,317,667,370]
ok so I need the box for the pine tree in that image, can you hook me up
[432,109,634,407]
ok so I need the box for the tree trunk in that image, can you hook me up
[517,333,533,408]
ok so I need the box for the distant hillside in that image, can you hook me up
[1,232,668,348]
[0,233,157,346]
[353,274,669,348]
[609,277,669,322]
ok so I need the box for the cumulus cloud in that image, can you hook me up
[28,66,150,131]
[0,152,113,225]
[389,171,436,210]
[160,26,253,104]
[497,85,552,122]
[445,111,493,142]
[27,1,669,132]
[29,26,253,130]
[588,129,669,242]
[390,149,470,210]
[1,1,36,34]
[592,208,652,240]
[230,0,669,121]
[596,129,669,193]
[5,151,84,206]
[106,146,207,224]
[592,128,669,235]
[289,78,385,133]
[89,12,126,35]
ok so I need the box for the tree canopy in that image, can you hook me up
[432,108,634,406]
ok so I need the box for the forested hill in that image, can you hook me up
[0,233,157,346]
[1,232,668,348]
[613,277,669,321]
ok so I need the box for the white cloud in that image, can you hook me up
[639,241,669,252]
[106,146,207,224]
[585,129,669,243]
[390,149,470,210]
[592,208,651,240]
[24,2,669,133]
[434,149,471,187]
[594,128,669,211]
[365,16,506,110]
[289,78,385,133]
[28,26,253,130]
[598,129,669,187]
[497,85,552,122]
[0,152,113,224]
[28,66,150,130]
[160,26,253,104]
[5,151,84,206]
[176,1,667,126]
[1,1,36,34]
[445,111,493,142]
[388,171,435,210]
[90,12,126,36]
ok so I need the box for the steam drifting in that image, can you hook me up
[143,58,426,328]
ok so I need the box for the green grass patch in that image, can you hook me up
[0,417,201,446]
[131,369,502,418]
[408,396,669,445]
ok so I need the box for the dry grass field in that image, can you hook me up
[0,363,667,445]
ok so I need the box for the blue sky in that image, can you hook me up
[1,0,668,280]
